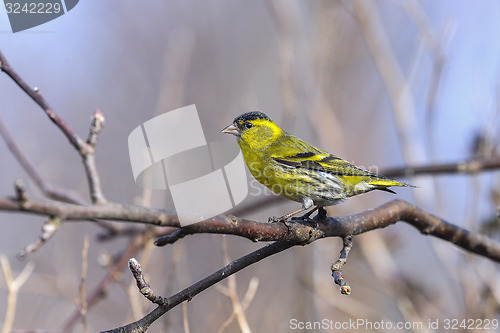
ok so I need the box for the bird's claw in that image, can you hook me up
[316,207,327,221]
[297,212,315,222]
[268,215,291,223]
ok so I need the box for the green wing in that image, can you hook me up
[269,133,411,189]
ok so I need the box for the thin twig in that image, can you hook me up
[331,235,353,295]
[1,256,35,333]
[87,110,105,148]
[154,229,187,246]
[13,180,28,206]
[128,258,166,306]
[216,277,259,333]
[127,233,156,319]
[59,233,145,333]
[83,110,107,205]
[182,302,190,333]
[216,238,253,333]
[18,216,62,259]
[80,235,90,333]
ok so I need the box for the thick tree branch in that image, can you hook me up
[98,198,500,332]
[1,196,499,262]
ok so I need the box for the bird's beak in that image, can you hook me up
[221,123,240,136]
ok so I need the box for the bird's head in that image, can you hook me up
[221,111,283,150]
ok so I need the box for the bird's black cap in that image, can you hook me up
[234,111,271,123]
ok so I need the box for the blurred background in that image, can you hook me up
[1,0,500,332]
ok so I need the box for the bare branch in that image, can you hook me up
[216,277,259,333]
[331,235,353,295]
[17,216,62,259]
[0,52,84,150]
[1,196,499,262]
[0,197,174,226]
[0,114,84,204]
[128,258,167,306]
[154,229,187,246]
[382,158,500,178]
[0,50,107,205]
[101,197,500,332]
[80,235,90,333]
[59,233,145,333]
[216,238,254,333]
[1,256,35,333]
[0,114,119,233]
[182,302,190,333]
[101,241,295,333]
[87,110,105,148]
[82,110,107,205]
[13,180,28,206]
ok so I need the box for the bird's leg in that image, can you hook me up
[269,199,315,223]
[268,206,307,223]
[297,206,319,220]
[316,207,327,221]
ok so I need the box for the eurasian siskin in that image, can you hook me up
[222,111,413,220]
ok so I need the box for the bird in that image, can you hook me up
[221,111,413,221]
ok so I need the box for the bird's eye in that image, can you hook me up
[244,122,253,129]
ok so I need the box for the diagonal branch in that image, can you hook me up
[0,50,107,205]
[18,216,62,259]
[0,115,83,204]
[0,52,83,151]
[100,241,295,333]
[0,114,120,234]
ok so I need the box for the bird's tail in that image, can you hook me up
[370,179,416,196]
[369,179,414,188]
